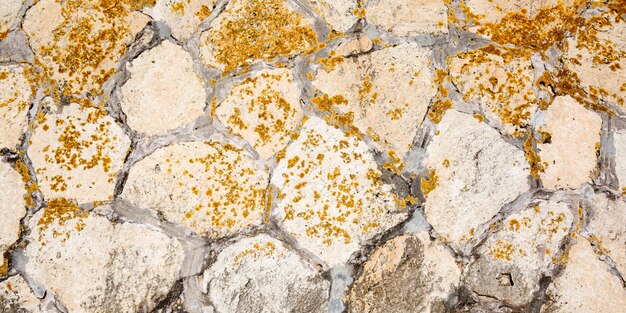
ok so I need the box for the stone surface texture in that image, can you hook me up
[1,0,625,312]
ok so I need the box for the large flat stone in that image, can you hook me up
[0,65,31,149]
[365,0,448,37]
[0,161,25,255]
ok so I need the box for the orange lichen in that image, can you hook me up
[234,241,277,264]
[428,100,452,123]
[317,51,345,72]
[195,4,212,20]
[487,239,514,261]
[523,131,547,178]
[37,198,88,243]
[421,169,439,196]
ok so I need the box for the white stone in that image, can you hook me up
[0,0,22,38]
[0,161,25,254]
[121,140,269,239]
[538,95,601,190]
[0,275,40,312]
[28,102,131,204]
[201,234,330,313]
[615,130,626,193]
[306,0,358,32]
[143,0,215,40]
[365,0,448,37]
[215,68,304,160]
[0,65,31,149]
[465,200,573,307]
[588,193,626,275]
[347,231,460,312]
[422,110,530,246]
[271,116,408,267]
[120,40,206,136]
[543,235,626,313]
[24,204,185,313]
[312,42,436,156]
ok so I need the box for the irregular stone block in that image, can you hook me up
[0,65,31,149]
[365,0,448,37]
[0,0,22,39]
[588,193,626,275]
[305,0,358,32]
[143,0,215,40]
[0,161,25,255]
[0,275,40,312]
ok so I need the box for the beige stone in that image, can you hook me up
[334,35,373,57]
[614,130,626,191]
[0,161,25,255]
[0,275,40,312]
[422,110,530,246]
[201,234,330,313]
[465,200,573,307]
[348,232,460,312]
[0,65,31,149]
[538,96,601,190]
[24,204,185,313]
[120,40,206,136]
[215,68,304,160]
[0,0,22,39]
[543,236,626,313]
[312,42,436,156]
[271,116,408,267]
[28,102,130,204]
[121,140,269,239]
[23,0,150,95]
[588,193,626,275]
[463,0,565,25]
[306,0,358,32]
[365,0,448,37]
[143,0,215,40]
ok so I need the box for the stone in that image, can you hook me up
[365,0,448,37]
[0,161,25,255]
[0,65,30,149]
[143,0,215,40]
[23,0,150,96]
[537,96,601,190]
[334,35,373,57]
[121,140,269,239]
[271,116,408,267]
[215,68,304,160]
[120,40,206,136]
[24,202,185,313]
[312,42,436,156]
[306,0,358,32]
[199,0,318,74]
[422,110,530,246]
[542,235,626,313]
[465,200,573,307]
[588,193,626,275]
[347,231,460,312]
[0,275,40,312]
[462,0,565,25]
[201,234,330,313]
[28,101,131,204]
[0,0,22,39]
[614,130,626,192]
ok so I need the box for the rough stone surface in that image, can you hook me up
[615,130,626,192]
[215,68,304,160]
[306,0,357,32]
[120,40,206,136]
[143,0,216,40]
[24,204,185,313]
[422,110,530,246]
[347,231,460,312]
[0,161,25,255]
[588,193,626,275]
[0,65,31,149]
[542,235,626,313]
[365,0,448,37]
[465,200,573,307]
[201,234,330,313]
[0,275,40,313]
[312,42,436,156]
[271,116,408,266]
[121,140,269,239]
[0,0,22,38]
[537,96,601,190]
[28,101,131,204]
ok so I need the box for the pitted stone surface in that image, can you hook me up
[312,42,436,156]
[537,96,601,190]
[120,40,206,136]
[542,235,626,313]
[121,140,269,239]
[28,102,131,204]
[422,110,530,246]
[215,68,304,160]
[0,275,40,313]
[306,0,357,32]
[465,200,573,307]
[0,161,25,255]
[347,231,460,312]
[143,0,216,40]
[24,203,184,313]
[271,116,408,266]
[365,0,448,37]
[0,65,31,149]
[201,234,330,313]
[588,193,626,275]
[0,0,22,39]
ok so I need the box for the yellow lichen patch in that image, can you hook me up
[195,4,212,20]
[487,239,514,261]
[428,69,452,123]
[310,93,348,112]
[352,8,366,18]
[421,169,439,196]
[0,258,7,276]
[171,1,186,14]
[317,51,345,72]
[234,241,277,264]
[428,100,452,123]
[200,0,318,74]
[383,150,405,175]
[523,131,547,179]
[36,198,88,243]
